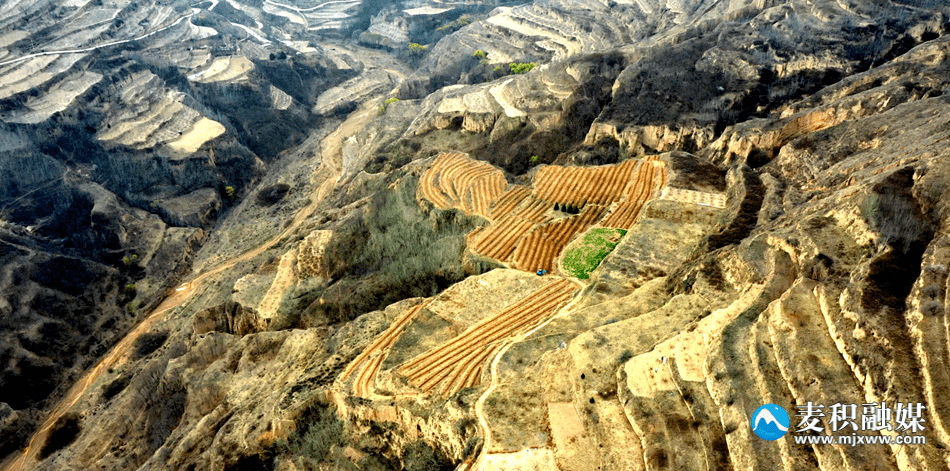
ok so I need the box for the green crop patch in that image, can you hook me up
[562,228,627,279]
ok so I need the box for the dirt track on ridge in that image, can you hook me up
[0,104,379,471]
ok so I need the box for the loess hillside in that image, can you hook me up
[2,0,950,471]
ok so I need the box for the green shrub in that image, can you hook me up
[472,49,486,59]
[436,16,472,33]
[509,62,537,74]
[379,98,400,116]
[562,228,627,279]
[859,193,879,229]
[529,155,540,165]
[408,43,428,55]
[224,185,236,199]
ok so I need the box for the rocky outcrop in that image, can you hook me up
[400,0,950,174]
[297,230,333,279]
[154,187,221,228]
[192,301,266,336]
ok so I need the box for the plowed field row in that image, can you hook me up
[509,206,607,272]
[340,301,430,397]
[543,206,607,246]
[509,231,560,272]
[472,214,538,261]
[655,160,669,187]
[489,185,531,220]
[512,196,554,223]
[399,280,575,392]
[427,154,668,272]
[533,159,638,206]
[438,343,499,397]
[420,152,472,209]
[443,163,490,202]
[353,352,385,397]
[419,157,455,209]
[397,279,577,394]
[601,161,667,229]
[410,286,572,391]
[660,187,727,208]
[462,172,507,216]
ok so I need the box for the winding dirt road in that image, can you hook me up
[0,102,381,471]
[471,277,585,471]
[0,9,201,68]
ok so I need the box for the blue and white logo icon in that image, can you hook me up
[751,404,790,440]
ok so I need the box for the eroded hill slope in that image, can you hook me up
[4,0,950,471]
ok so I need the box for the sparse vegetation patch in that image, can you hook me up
[133,331,169,359]
[101,375,131,402]
[38,413,81,459]
[436,15,472,33]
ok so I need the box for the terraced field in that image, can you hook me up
[96,70,224,154]
[533,159,637,206]
[658,187,727,208]
[0,53,86,100]
[340,300,431,398]
[509,205,607,273]
[471,192,554,263]
[488,185,532,220]
[420,153,669,274]
[600,160,668,229]
[472,158,668,268]
[471,214,539,262]
[263,0,362,33]
[7,70,102,124]
[397,279,578,397]
[187,55,254,83]
[269,85,293,110]
[418,152,508,219]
